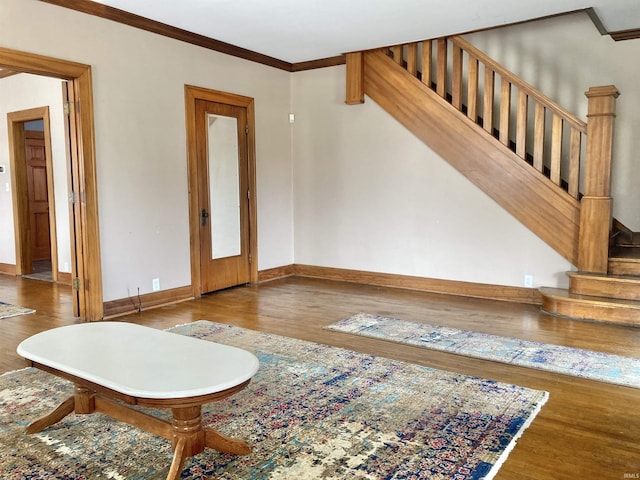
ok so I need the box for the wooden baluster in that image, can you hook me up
[421,40,432,87]
[578,85,620,273]
[499,77,511,146]
[483,67,494,134]
[345,52,364,105]
[516,90,528,159]
[406,43,418,76]
[568,128,581,198]
[394,45,404,65]
[550,114,562,185]
[533,103,545,172]
[437,38,447,99]
[452,44,463,110]
[467,54,479,122]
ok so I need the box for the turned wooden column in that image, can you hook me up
[578,85,620,273]
[172,406,206,457]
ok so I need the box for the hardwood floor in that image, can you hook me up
[1,274,639,479]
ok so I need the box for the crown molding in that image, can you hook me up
[39,0,294,71]
[291,55,346,72]
[585,7,640,41]
[37,1,637,74]
[609,29,640,41]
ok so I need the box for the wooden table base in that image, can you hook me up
[26,384,252,480]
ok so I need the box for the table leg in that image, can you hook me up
[166,437,187,480]
[25,396,75,434]
[167,405,205,480]
[204,428,252,455]
[167,406,251,479]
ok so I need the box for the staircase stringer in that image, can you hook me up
[363,49,581,265]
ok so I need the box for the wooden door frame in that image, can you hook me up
[1,46,103,321]
[7,107,59,280]
[184,85,258,296]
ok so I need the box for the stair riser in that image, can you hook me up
[569,278,640,301]
[541,297,640,326]
[608,260,640,276]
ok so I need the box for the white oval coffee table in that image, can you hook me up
[17,322,260,480]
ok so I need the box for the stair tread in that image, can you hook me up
[540,287,640,308]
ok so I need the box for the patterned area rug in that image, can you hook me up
[326,313,640,389]
[0,320,548,479]
[0,301,35,320]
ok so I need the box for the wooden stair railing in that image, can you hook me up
[346,37,619,273]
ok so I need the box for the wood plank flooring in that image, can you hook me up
[1,274,640,479]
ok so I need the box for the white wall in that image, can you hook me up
[465,12,640,230]
[0,74,71,273]
[3,3,632,301]
[291,66,572,289]
[0,0,293,301]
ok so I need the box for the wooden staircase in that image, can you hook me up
[344,35,640,326]
[540,226,640,325]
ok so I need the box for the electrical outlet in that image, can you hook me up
[524,274,533,288]
[152,278,160,292]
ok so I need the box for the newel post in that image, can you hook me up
[578,85,620,273]
[345,52,364,105]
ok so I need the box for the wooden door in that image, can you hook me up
[195,99,251,293]
[25,134,51,262]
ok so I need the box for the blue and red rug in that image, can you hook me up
[326,313,640,389]
[1,320,547,479]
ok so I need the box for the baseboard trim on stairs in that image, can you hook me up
[103,285,194,319]
[259,264,541,305]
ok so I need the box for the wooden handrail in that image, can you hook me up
[381,36,589,200]
[450,36,586,132]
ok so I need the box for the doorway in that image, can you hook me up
[185,86,258,295]
[1,46,103,321]
[7,108,58,283]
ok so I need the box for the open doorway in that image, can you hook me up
[0,46,103,321]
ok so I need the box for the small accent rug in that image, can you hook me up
[0,320,548,479]
[326,313,640,389]
[0,301,35,320]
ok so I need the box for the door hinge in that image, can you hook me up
[245,124,249,134]
[72,277,80,290]
[63,101,71,116]
[249,254,252,264]
[69,191,77,204]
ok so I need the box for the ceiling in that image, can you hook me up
[88,0,640,64]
